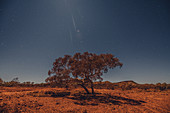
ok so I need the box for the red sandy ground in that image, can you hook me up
[0,87,170,113]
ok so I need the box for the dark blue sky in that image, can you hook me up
[0,0,170,83]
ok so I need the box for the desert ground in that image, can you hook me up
[0,87,169,113]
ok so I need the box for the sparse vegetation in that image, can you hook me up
[0,78,3,84]
[0,86,169,113]
[0,77,169,113]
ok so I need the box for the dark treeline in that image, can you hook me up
[0,77,169,91]
[0,77,48,87]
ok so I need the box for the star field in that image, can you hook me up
[0,0,170,83]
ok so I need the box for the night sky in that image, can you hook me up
[0,0,170,83]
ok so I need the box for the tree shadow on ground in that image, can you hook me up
[45,91,71,97]
[67,93,146,106]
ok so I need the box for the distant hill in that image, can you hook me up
[94,80,138,85]
[93,80,139,90]
[114,80,138,85]
[93,80,170,91]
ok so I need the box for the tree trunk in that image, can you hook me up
[79,84,90,94]
[91,81,95,95]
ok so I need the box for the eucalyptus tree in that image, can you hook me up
[46,52,122,94]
